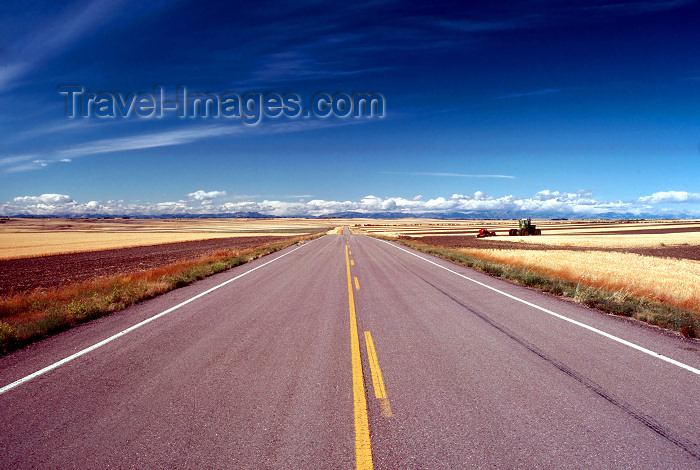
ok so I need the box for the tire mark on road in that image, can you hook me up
[415,271,700,461]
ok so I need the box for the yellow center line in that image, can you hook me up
[351,259,355,266]
[364,331,393,418]
[354,276,360,290]
[346,245,373,469]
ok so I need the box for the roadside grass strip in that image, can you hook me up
[371,236,699,376]
[0,235,322,356]
[370,236,699,339]
[0,237,321,394]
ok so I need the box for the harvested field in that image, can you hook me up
[355,219,700,260]
[0,218,333,259]
[486,233,700,248]
[0,235,297,295]
[355,219,700,238]
[401,235,700,261]
[359,219,700,334]
[458,248,700,313]
[0,231,305,260]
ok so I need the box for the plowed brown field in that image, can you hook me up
[0,235,294,294]
[407,235,700,261]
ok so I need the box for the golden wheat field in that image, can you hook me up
[459,248,700,312]
[0,218,341,259]
[492,233,700,248]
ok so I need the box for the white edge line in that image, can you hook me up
[0,238,321,395]
[373,237,700,376]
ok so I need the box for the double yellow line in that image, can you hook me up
[345,244,373,469]
[364,331,392,418]
[346,243,393,468]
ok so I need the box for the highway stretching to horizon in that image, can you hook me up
[1,229,699,468]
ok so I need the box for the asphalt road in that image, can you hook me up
[1,230,699,468]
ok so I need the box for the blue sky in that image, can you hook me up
[1,0,699,217]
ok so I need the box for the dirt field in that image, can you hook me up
[0,235,297,295]
[354,219,700,238]
[400,235,700,261]
[0,217,348,295]
[354,219,700,260]
[0,218,334,259]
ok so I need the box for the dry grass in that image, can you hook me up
[0,235,320,354]
[327,226,345,235]
[379,236,699,338]
[459,248,700,313]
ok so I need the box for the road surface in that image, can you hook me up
[1,230,699,468]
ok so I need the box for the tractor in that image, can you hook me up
[509,218,542,236]
[476,228,497,238]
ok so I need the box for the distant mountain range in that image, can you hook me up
[321,211,674,220]
[4,210,682,220]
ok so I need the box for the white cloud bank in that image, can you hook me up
[187,190,227,201]
[13,193,75,204]
[3,189,699,218]
[638,191,700,204]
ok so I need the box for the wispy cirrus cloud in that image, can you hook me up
[0,64,30,93]
[495,88,562,99]
[57,125,240,159]
[0,154,59,174]
[1,119,368,174]
[2,158,73,174]
[578,0,696,14]
[56,119,363,159]
[383,171,515,179]
[0,155,37,166]
[436,18,536,33]
[0,0,128,91]
[9,120,98,143]
[0,0,181,91]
